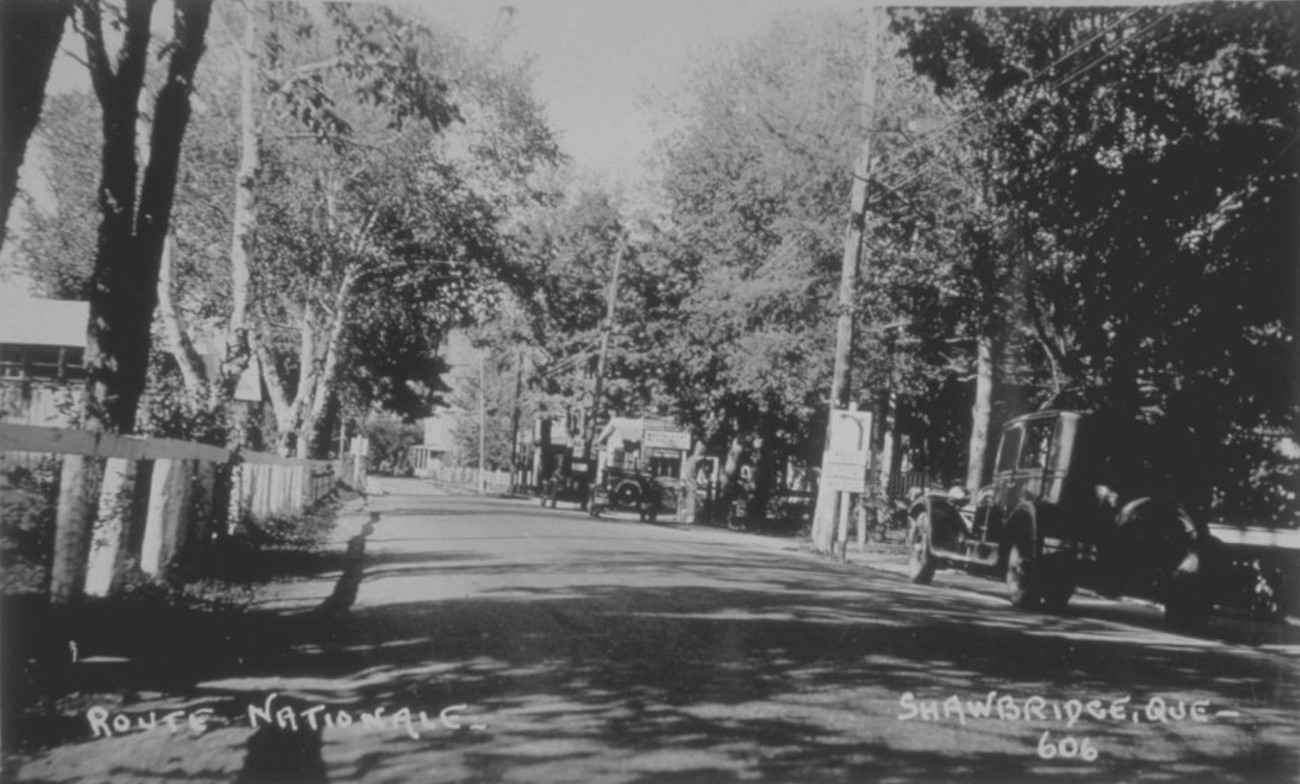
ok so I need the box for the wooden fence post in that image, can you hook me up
[295,464,308,511]
[189,460,218,557]
[141,458,194,578]
[246,463,261,519]
[257,463,272,518]
[85,457,136,597]
[227,462,245,533]
[50,454,104,604]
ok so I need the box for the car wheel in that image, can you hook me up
[613,481,642,509]
[1006,538,1042,609]
[1033,553,1076,612]
[907,514,937,585]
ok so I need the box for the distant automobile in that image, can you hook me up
[590,465,665,522]
[907,410,1216,625]
[540,454,596,510]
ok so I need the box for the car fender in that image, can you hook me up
[1110,496,1209,579]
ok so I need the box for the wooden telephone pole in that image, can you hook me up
[812,5,882,556]
[477,351,487,494]
[584,243,624,459]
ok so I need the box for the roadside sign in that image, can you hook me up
[819,409,871,492]
[826,409,871,455]
[643,429,691,451]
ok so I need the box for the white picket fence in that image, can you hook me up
[427,465,513,493]
[0,423,334,603]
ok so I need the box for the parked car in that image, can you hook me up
[907,410,1216,625]
[540,454,596,510]
[590,465,664,522]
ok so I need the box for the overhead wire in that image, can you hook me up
[895,6,1146,157]
[870,5,1179,199]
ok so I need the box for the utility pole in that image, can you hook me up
[812,5,881,556]
[508,348,524,491]
[584,243,623,459]
[477,350,487,494]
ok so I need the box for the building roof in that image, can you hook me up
[0,297,88,348]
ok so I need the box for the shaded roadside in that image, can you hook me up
[0,489,377,760]
[8,490,1297,784]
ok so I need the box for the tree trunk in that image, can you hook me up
[49,455,104,604]
[216,1,259,404]
[56,0,209,604]
[719,434,745,504]
[252,333,296,454]
[0,0,73,247]
[747,404,779,526]
[157,232,207,392]
[966,330,996,494]
[80,0,213,433]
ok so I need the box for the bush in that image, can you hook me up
[1214,551,1293,622]
[227,495,340,550]
[362,419,424,475]
[0,457,60,595]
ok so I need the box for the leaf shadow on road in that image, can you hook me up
[6,527,1299,784]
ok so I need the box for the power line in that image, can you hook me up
[899,7,1145,156]
[871,6,1178,198]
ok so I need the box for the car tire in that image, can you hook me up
[907,514,937,585]
[613,480,642,509]
[1035,553,1076,612]
[1006,538,1042,609]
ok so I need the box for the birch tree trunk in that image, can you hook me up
[157,233,207,392]
[965,330,996,494]
[217,1,258,405]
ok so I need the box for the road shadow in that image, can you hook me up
[5,529,1298,783]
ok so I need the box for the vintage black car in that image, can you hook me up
[907,410,1216,625]
[589,465,665,522]
[540,454,596,510]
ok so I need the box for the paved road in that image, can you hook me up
[13,482,1300,783]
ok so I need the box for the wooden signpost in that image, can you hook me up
[813,408,873,559]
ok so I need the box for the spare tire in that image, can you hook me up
[1111,498,1212,625]
[613,480,643,509]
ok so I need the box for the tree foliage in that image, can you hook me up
[895,4,1300,520]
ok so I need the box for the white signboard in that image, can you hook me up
[826,409,872,455]
[820,473,867,493]
[643,429,691,451]
[819,409,872,493]
[821,461,866,483]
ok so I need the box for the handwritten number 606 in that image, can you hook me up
[1038,731,1099,761]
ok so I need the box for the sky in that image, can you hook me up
[10,0,864,293]
[36,0,868,194]
[414,0,866,188]
[39,0,1175,190]
[412,0,1172,188]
